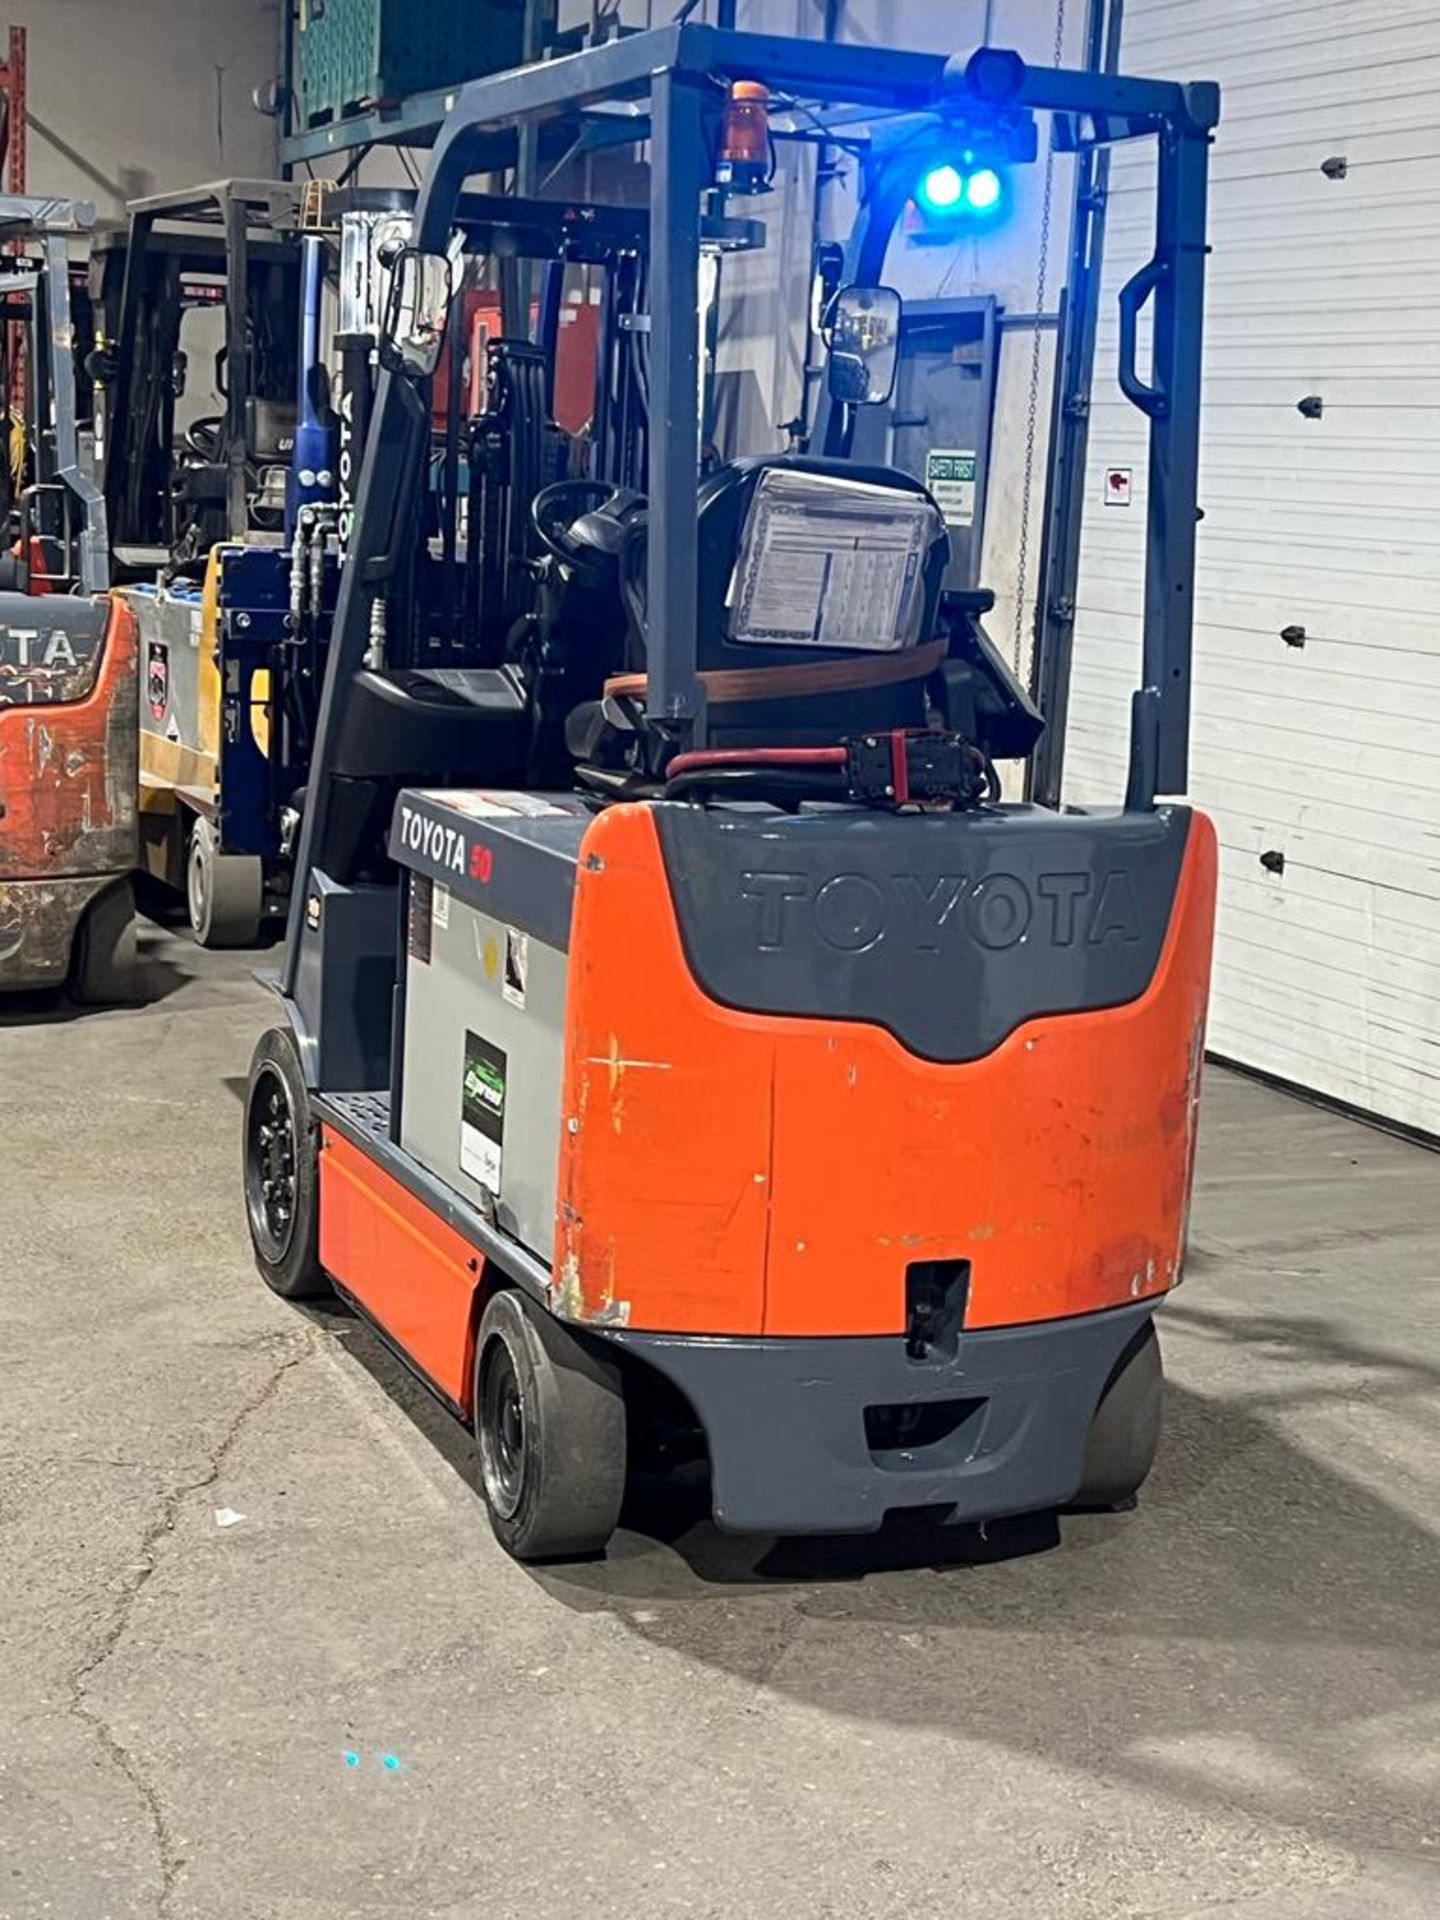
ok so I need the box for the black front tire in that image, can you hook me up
[1072,1320,1163,1509]
[243,1026,329,1301]
[474,1290,626,1562]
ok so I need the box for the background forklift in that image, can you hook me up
[242,24,1219,1562]
[97,180,306,574]
[89,180,312,945]
[95,182,421,947]
[0,193,139,999]
[90,178,594,950]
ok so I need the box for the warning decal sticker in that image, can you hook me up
[408,873,434,965]
[503,929,529,1010]
[147,640,170,721]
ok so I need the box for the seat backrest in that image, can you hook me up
[622,454,950,746]
[698,454,948,664]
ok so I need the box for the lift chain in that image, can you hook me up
[1012,0,1069,676]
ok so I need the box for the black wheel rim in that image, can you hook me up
[479,1340,526,1521]
[245,1064,299,1264]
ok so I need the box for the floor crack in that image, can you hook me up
[64,1329,313,1918]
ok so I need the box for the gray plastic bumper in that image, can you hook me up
[606,1302,1156,1536]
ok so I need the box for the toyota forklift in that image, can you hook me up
[0,194,139,1000]
[242,25,1219,1560]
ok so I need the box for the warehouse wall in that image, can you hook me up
[1061,0,1440,1133]
[12,0,279,217]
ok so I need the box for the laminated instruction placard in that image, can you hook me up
[727,467,941,653]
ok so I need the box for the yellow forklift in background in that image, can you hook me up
[92,182,407,945]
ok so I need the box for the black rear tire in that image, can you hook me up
[474,1289,626,1562]
[1072,1320,1163,1509]
[243,1025,329,1300]
[70,879,141,1005]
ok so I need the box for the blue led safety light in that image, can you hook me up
[965,167,1003,212]
[916,164,966,215]
[914,160,1007,228]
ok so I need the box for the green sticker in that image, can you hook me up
[461,1031,506,1195]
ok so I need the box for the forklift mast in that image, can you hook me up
[0,194,108,594]
[98,180,304,568]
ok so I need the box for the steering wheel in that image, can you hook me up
[184,416,224,462]
[531,479,641,564]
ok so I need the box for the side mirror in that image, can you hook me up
[379,246,454,379]
[826,284,902,407]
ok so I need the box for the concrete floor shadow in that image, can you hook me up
[0,923,190,1027]
[322,1292,1440,1862]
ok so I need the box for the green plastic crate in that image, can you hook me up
[296,0,549,128]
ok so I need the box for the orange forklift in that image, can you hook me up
[242,26,1219,1558]
[0,195,138,1000]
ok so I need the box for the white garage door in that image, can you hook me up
[1063,0,1440,1135]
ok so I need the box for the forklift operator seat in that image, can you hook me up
[319,663,533,884]
[331,664,531,782]
[614,454,951,747]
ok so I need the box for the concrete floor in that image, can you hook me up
[1,926,1438,1920]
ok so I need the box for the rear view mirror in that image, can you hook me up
[380,246,453,378]
[827,284,902,406]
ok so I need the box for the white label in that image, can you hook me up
[417,788,567,820]
[460,1128,502,1192]
[502,929,529,1010]
[924,449,977,529]
[1103,467,1133,507]
[432,883,451,930]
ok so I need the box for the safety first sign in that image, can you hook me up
[924,449,978,529]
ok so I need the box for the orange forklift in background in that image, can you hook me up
[0,193,138,1001]
[243,27,1219,1559]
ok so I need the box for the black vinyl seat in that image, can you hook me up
[332,665,531,781]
